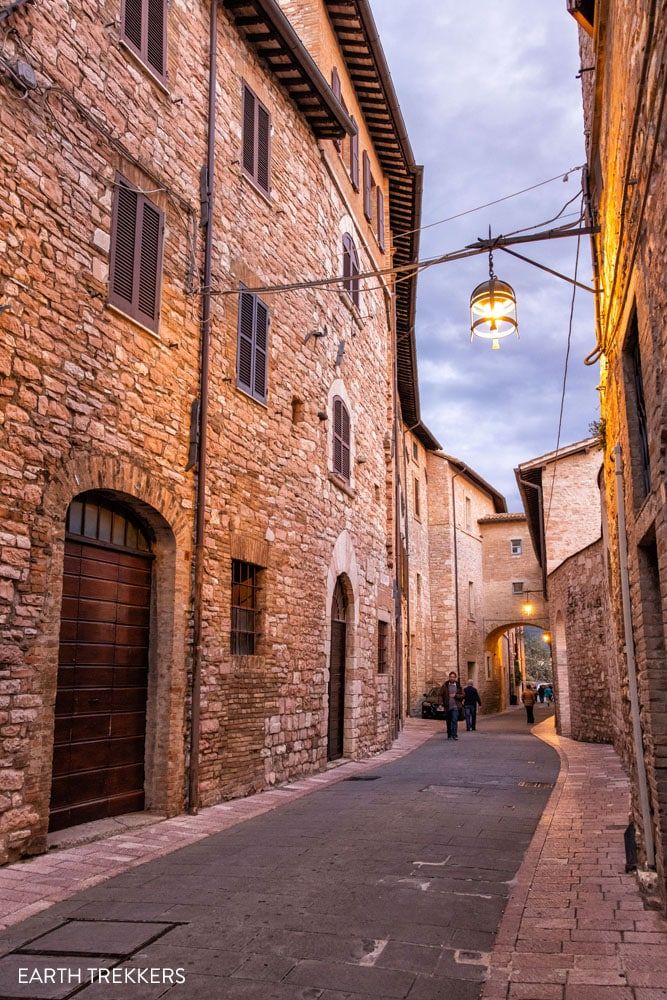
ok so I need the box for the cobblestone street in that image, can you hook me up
[1,707,664,999]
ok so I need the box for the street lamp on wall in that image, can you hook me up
[470,244,518,351]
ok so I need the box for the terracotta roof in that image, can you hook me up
[478,513,527,523]
[436,453,507,513]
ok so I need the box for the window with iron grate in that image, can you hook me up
[231,560,261,655]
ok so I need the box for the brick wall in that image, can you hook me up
[403,430,433,714]
[0,0,402,861]
[548,539,615,744]
[575,0,667,907]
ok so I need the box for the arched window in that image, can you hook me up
[342,233,360,308]
[332,396,351,480]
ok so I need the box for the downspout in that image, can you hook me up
[614,444,656,868]
[391,304,403,738]
[188,0,217,814]
[451,470,461,675]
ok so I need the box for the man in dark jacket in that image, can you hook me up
[463,679,482,731]
[440,672,464,741]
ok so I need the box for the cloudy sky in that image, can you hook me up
[372,1,600,509]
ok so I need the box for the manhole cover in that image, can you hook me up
[17,920,176,958]
[345,775,381,781]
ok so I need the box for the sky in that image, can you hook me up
[372,1,600,510]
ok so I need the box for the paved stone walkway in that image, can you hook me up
[483,719,667,1000]
[0,722,439,932]
[0,707,558,999]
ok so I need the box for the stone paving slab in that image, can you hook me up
[482,719,667,1000]
[0,723,437,932]
[0,956,113,999]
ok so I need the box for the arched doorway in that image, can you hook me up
[328,578,347,761]
[50,493,153,831]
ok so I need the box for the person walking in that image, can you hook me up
[544,685,553,704]
[441,671,464,741]
[521,683,536,724]
[463,679,482,731]
[537,684,545,704]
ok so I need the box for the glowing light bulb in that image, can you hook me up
[492,339,500,351]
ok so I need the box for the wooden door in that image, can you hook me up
[328,580,347,761]
[50,498,152,832]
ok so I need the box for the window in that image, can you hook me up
[331,67,342,153]
[414,478,421,519]
[467,661,476,684]
[363,151,373,222]
[242,84,271,195]
[511,538,523,556]
[121,0,167,81]
[468,581,475,619]
[376,186,385,252]
[342,233,360,308]
[465,496,472,531]
[512,581,524,595]
[231,560,260,655]
[412,441,418,462]
[332,396,351,480]
[624,309,651,501]
[237,286,269,402]
[485,654,492,680]
[377,620,390,674]
[349,116,359,190]
[109,175,164,334]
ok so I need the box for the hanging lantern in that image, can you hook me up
[470,245,518,351]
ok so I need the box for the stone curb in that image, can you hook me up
[0,720,439,931]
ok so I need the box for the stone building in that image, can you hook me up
[479,513,547,712]
[517,438,614,743]
[568,0,667,905]
[0,0,426,861]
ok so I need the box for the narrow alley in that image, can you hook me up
[1,707,665,1000]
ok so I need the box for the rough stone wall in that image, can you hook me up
[542,446,604,575]
[548,539,615,744]
[480,515,547,631]
[576,0,667,905]
[425,454,457,686]
[0,0,401,861]
[403,430,433,715]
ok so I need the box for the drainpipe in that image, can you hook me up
[614,444,656,868]
[391,308,403,739]
[451,470,461,676]
[188,0,217,814]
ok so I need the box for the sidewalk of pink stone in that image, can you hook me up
[0,720,438,930]
[483,716,667,1000]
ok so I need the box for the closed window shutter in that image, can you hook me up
[363,151,372,221]
[146,0,166,77]
[342,234,351,293]
[376,187,385,252]
[137,199,163,328]
[333,398,343,475]
[332,68,342,152]
[254,300,269,400]
[350,240,360,308]
[341,403,351,479]
[110,181,138,313]
[237,290,254,393]
[257,104,271,193]
[350,118,359,190]
[243,86,256,178]
[122,0,142,53]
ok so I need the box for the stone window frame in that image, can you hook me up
[512,581,525,595]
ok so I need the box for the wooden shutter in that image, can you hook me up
[146,0,166,78]
[109,176,164,334]
[136,199,163,329]
[109,180,138,314]
[237,290,254,393]
[254,299,269,400]
[349,239,360,309]
[121,0,166,81]
[333,397,351,480]
[363,151,372,222]
[257,103,271,193]
[350,118,359,190]
[122,0,143,53]
[242,86,256,178]
[376,186,385,252]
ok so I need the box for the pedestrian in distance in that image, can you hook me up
[463,678,482,732]
[537,684,545,704]
[521,683,536,725]
[544,684,553,704]
[440,671,464,741]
